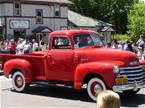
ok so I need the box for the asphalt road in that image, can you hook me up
[0,75,145,108]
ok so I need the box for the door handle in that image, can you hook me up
[48,54,54,64]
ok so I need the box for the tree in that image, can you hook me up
[128,3,145,40]
[70,0,135,34]
[109,0,135,34]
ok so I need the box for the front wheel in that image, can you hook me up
[12,71,27,92]
[87,77,107,101]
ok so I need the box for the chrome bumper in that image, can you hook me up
[113,82,145,92]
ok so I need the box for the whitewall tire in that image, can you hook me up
[12,71,26,92]
[87,77,106,101]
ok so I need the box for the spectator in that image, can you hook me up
[9,39,16,54]
[32,39,39,51]
[16,39,24,54]
[40,41,46,51]
[111,39,118,49]
[136,34,145,49]
[0,41,9,53]
[117,41,123,50]
[23,40,31,54]
[105,42,111,48]
[97,90,121,108]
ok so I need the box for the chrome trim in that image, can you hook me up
[120,72,144,77]
[120,65,143,70]
[125,76,144,81]
[113,83,145,91]
[120,69,144,73]
[119,65,145,84]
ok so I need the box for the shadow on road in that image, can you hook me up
[11,84,92,102]
[120,92,145,107]
[11,84,145,107]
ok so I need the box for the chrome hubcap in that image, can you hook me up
[16,76,23,86]
[94,84,102,94]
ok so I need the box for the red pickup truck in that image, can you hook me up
[1,30,145,101]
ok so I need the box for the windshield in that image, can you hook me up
[73,33,103,48]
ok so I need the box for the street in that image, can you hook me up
[0,75,145,108]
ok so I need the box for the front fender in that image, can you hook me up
[74,62,115,90]
[4,59,33,83]
[139,60,145,65]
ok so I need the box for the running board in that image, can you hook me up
[34,81,73,88]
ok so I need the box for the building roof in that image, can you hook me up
[68,10,112,27]
[0,0,72,4]
[99,26,115,32]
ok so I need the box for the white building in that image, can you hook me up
[0,0,71,40]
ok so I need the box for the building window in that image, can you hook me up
[36,9,43,24]
[0,28,3,37]
[54,4,60,17]
[14,2,21,16]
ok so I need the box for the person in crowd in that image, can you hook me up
[132,43,138,53]
[111,39,118,49]
[16,39,24,54]
[23,40,32,54]
[136,34,145,49]
[137,46,144,60]
[32,39,39,51]
[0,41,9,53]
[8,39,16,54]
[40,41,46,51]
[97,90,121,108]
[122,40,129,50]
[105,42,111,48]
[117,41,123,50]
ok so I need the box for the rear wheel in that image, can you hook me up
[12,71,28,92]
[87,77,107,101]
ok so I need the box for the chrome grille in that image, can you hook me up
[120,66,145,84]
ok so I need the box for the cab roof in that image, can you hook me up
[49,29,97,38]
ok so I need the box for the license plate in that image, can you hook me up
[115,77,128,85]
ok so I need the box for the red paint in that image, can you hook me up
[0,29,144,91]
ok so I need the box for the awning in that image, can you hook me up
[32,26,52,33]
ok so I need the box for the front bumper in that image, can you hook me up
[113,82,145,92]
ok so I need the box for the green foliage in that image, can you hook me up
[128,3,145,41]
[70,0,135,34]
[112,34,131,41]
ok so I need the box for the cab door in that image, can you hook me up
[47,36,75,82]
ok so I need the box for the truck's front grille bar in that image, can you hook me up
[120,66,145,84]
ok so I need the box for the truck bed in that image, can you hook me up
[0,52,48,79]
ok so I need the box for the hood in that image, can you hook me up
[76,47,139,67]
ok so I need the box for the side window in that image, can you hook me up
[52,36,71,49]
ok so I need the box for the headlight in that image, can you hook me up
[130,61,139,66]
[113,65,119,74]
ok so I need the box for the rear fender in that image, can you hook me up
[74,62,115,90]
[3,59,33,83]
